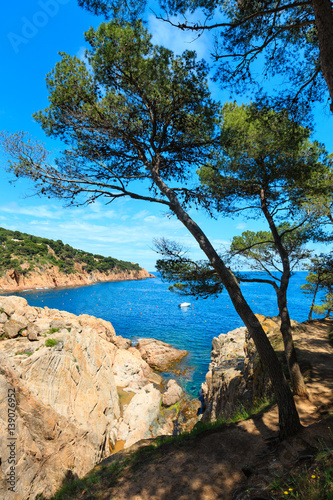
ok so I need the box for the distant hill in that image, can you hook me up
[0,227,151,291]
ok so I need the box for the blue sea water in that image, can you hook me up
[4,271,321,397]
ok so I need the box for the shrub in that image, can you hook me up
[45,338,58,347]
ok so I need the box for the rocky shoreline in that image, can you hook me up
[0,295,199,500]
[0,266,154,293]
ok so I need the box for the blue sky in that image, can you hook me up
[1,1,333,271]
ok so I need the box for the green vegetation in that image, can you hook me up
[270,447,333,499]
[15,350,33,357]
[302,254,333,320]
[47,327,60,335]
[45,338,58,348]
[0,226,141,278]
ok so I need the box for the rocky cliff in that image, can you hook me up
[0,265,153,292]
[201,315,302,422]
[0,296,195,500]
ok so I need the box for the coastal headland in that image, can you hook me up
[0,226,154,293]
[0,265,154,293]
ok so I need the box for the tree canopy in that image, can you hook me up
[77,0,333,113]
[302,253,333,319]
[199,102,329,219]
[198,103,331,398]
[7,19,218,209]
[230,225,312,280]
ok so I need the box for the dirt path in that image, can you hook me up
[71,320,333,500]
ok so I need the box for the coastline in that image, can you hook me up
[0,267,155,294]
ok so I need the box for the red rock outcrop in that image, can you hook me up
[0,265,154,292]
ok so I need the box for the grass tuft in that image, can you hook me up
[270,448,333,499]
[45,338,58,348]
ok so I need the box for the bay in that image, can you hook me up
[4,271,321,397]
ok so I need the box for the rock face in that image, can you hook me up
[0,296,196,499]
[135,338,188,370]
[201,314,307,423]
[117,384,162,449]
[202,318,275,422]
[162,379,184,407]
[0,266,154,293]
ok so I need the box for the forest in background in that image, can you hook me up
[0,226,141,277]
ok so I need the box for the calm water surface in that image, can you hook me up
[5,271,319,396]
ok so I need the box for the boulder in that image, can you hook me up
[112,335,132,350]
[0,312,8,324]
[112,348,152,388]
[135,338,188,370]
[118,383,162,449]
[162,379,183,407]
[3,318,26,338]
[78,314,116,343]
[0,295,28,316]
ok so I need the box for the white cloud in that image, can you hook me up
[132,210,150,220]
[0,202,62,219]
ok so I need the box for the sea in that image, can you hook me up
[4,271,322,397]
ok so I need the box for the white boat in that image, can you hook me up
[179,302,191,308]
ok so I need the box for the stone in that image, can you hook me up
[3,319,26,338]
[0,312,8,324]
[78,314,116,343]
[55,341,64,351]
[27,329,38,341]
[112,349,152,387]
[11,312,29,328]
[121,383,162,449]
[0,295,28,316]
[202,324,272,422]
[135,338,188,371]
[28,319,52,336]
[113,335,132,349]
[116,420,129,442]
[50,319,67,330]
[162,379,183,407]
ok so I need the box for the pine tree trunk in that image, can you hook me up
[278,289,309,398]
[153,173,302,438]
[309,281,319,321]
[260,188,308,398]
[312,0,333,113]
